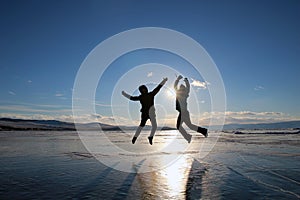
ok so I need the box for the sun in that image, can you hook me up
[166,89,176,99]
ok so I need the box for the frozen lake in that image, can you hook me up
[0,130,299,199]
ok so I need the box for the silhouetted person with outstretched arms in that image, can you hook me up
[122,78,168,145]
[174,75,207,143]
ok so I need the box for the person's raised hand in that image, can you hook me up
[177,75,183,80]
[161,77,168,85]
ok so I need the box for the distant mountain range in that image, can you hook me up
[0,118,175,131]
[0,118,116,131]
[222,121,300,130]
[0,118,300,131]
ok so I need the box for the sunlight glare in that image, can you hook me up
[161,156,192,198]
[166,89,176,99]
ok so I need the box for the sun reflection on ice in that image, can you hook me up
[133,131,203,199]
[160,155,193,199]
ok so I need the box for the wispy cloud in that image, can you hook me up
[94,101,125,108]
[0,101,69,109]
[94,103,113,107]
[254,85,264,91]
[54,92,68,100]
[27,80,32,83]
[0,112,136,125]
[147,72,153,77]
[8,91,16,95]
[0,101,75,116]
[0,105,72,114]
[191,79,210,89]
[55,93,64,97]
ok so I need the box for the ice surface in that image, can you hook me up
[0,130,299,199]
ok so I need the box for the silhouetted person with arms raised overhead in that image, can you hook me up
[122,78,168,145]
[174,75,207,143]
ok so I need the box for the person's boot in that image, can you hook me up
[148,136,153,145]
[197,127,208,138]
[132,137,137,144]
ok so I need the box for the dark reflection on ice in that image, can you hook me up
[186,159,206,199]
[75,162,119,199]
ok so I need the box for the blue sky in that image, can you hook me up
[0,0,299,125]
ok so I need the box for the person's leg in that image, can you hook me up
[177,111,192,143]
[148,118,156,145]
[132,113,148,144]
[148,107,157,145]
[182,111,198,131]
[178,126,192,143]
[132,126,143,144]
[183,111,208,137]
[176,112,182,130]
[149,118,157,137]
